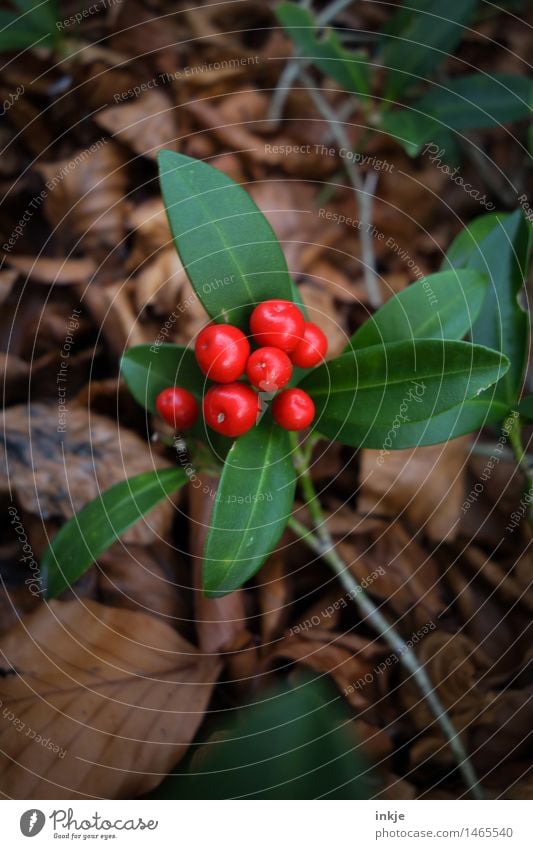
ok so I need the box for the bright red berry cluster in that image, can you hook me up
[155,300,327,438]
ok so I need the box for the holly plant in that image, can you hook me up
[42,150,523,601]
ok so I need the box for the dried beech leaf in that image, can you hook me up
[0,600,220,798]
[5,256,96,285]
[95,90,178,159]
[36,142,128,253]
[0,403,174,546]
[359,439,469,542]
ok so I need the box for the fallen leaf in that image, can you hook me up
[95,90,178,159]
[5,256,96,285]
[359,439,469,542]
[36,141,128,254]
[0,600,220,798]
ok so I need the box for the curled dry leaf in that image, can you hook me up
[36,141,128,254]
[359,438,469,542]
[5,256,96,285]
[0,600,220,799]
[95,90,178,160]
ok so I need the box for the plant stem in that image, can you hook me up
[289,447,484,800]
[268,0,356,124]
[299,70,381,308]
[508,413,533,520]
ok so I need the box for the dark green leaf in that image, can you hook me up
[158,150,294,329]
[42,468,187,599]
[120,343,203,414]
[457,210,529,407]
[150,676,374,799]
[518,394,533,421]
[276,2,370,97]
[203,417,295,597]
[417,74,532,130]
[380,0,477,100]
[300,339,509,448]
[348,269,488,350]
[357,397,508,449]
[381,108,440,156]
[443,213,509,269]
[0,0,59,52]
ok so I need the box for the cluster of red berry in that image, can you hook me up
[155,299,327,438]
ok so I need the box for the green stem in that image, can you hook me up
[508,413,533,521]
[290,445,484,800]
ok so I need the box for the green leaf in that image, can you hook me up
[120,343,203,414]
[150,675,374,800]
[158,150,294,329]
[203,417,295,597]
[380,0,477,100]
[381,108,440,156]
[0,0,59,52]
[300,339,509,448]
[443,213,509,269]
[417,74,532,130]
[276,2,370,98]
[348,269,489,350]
[455,210,529,407]
[42,468,187,599]
[358,397,508,449]
[518,394,533,421]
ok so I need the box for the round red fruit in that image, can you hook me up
[249,300,305,353]
[195,323,250,383]
[203,383,259,437]
[290,322,328,368]
[156,387,198,430]
[246,346,293,391]
[272,388,315,431]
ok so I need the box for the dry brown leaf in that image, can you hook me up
[0,268,17,305]
[337,519,446,630]
[0,600,220,798]
[5,256,96,285]
[359,438,469,542]
[36,142,128,254]
[0,403,173,553]
[95,90,177,159]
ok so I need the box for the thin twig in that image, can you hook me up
[288,448,484,800]
[268,0,357,125]
[299,70,381,307]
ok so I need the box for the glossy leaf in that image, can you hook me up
[456,210,529,407]
[417,74,532,130]
[300,339,509,448]
[120,343,203,413]
[356,397,508,449]
[380,0,477,100]
[443,213,509,269]
[158,150,294,328]
[203,417,295,597]
[276,2,370,97]
[151,676,373,800]
[42,468,187,598]
[348,269,489,350]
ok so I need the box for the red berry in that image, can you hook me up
[249,299,305,353]
[272,388,315,431]
[290,322,328,368]
[156,387,198,430]
[203,383,259,437]
[195,323,250,383]
[246,346,293,391]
